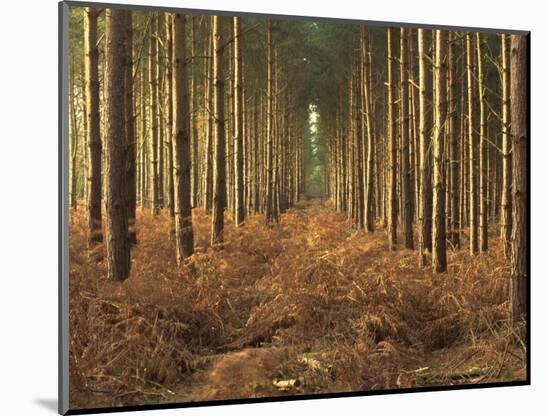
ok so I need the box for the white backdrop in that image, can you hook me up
[0,0,546,414]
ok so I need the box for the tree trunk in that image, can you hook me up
[203,31,214,211]
[466,33,479,256]
[476,33,488,252]
[432,29,447,273]
[510,34,527,323]
[171,13,194,262]
[165,13,175,218]
[362,27,376,232]
[211,16,226,246]
[265,20,278,224]
[123,11,137,245]
[69,69,79,210]
[149,16,160,215]
[418,28,432,265]
[387,28,398,250]
[500,34,512,256]
[84,7,102,246]
[400,28,414,249]
[448,31,460,249]
[104,8,131,281]
[234,16,245,226]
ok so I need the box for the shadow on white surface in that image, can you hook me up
[34,398,58,414]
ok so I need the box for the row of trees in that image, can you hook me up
[69,9,310,278]
[322,27,527,322]
[68,8,528,323]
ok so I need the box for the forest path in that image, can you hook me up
[168,199,523,403]
[69,199,525,409]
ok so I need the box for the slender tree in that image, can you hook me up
[104,8,131,281]
[432,29,448,273]
[466,33,479,256]
[211,16,226,246]
[165,14,175,218]
[149,16,160,215]
[234,16,245,226]
[265,20,278,223]
[510,34,527,323]
[400,27,414,249]
[171,13,195,262]
[84,7,102,246]
[387,28,398,250]
[500,34,512,256]
[418,28,432,265]
[476,33,488,252]
[123,11,137,245]
[448,31,460,249]
[362,27,376,232]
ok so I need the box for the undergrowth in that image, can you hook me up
[68,200,526,409]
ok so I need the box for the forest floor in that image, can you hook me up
[69,199,526,410]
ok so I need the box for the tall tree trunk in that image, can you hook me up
[203,31,214,211]
[400,28,414,249]
[476,33,488,252]
[449,31,460,249]
[149,16,160,215]
[190,16,198,208]
[84,7,102,246]
[234,16,245,226]
[211,16,226,246]
[104,8,131,281]
[156,17,164,210]
[165,13,175,218]
[171,13,194,262]
[69,69,79,210]
[362,27,376,232]
[466,33,479,256]
[418,28,432,265]
[265,20,278,224]
[432,29,448,273]
[510,34,527,323]
[500,34,512,256]
[123,11,137,245]
[140,66,148,209]
[387,28,398,250]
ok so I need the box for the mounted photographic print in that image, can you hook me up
[59,1,530,414]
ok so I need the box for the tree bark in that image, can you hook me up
[466,33,479,256]
[476,33,488,252]
[265,20,278,224]
[211,16,226,246]
[449,31,460,249]
[387,28,398,250]
[361,27,376,232]
[500,34,512,256]
[510,34,527,323]
[234,16,245,226]
[84,7,102,246]
[171,13,194,262]
[400,28,414,249]
[418,28,432,265]
[104,8,131,281]
[149,16,160,215]
[123,11,137,245]
[432,30,448,273]
[165,13,175,218]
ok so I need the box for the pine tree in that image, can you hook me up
[84,7,102,246]
[104,8,131,281]
[509,34,527,323]
[211,16,226,246]
[432,29,448,273]
[172,13,194,262]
